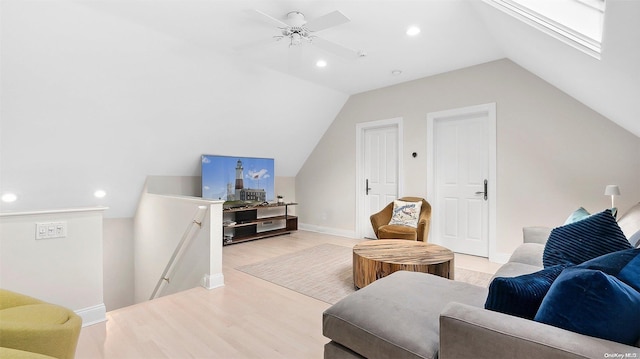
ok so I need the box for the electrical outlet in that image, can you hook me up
[35,222,67,239]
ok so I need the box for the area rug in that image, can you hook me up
[236,243,494,305]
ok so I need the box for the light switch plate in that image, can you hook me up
[36,222,67,239]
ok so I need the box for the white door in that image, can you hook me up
[427,104,496,257]
[356,119,402,239]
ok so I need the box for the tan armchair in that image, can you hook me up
[370,197,432,242]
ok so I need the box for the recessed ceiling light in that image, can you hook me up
[391,70,403,76]
[94,190,107,198]
[316,59,327,68]
[406,26,421,36]
[1,193,17,203]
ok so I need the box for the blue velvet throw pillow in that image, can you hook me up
[534,268,640,346]
[543,210,631,267]
[485,265,569,319]
[576,248,640,292]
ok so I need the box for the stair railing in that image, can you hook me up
[149,205,209,300]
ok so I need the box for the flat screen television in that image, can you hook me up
[201,155,275,205]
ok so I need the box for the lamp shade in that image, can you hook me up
[604,185,621,196]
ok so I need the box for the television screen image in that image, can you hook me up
[201,155,275,205]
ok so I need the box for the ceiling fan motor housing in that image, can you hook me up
[286,11,306,27]
[282,12,311,46]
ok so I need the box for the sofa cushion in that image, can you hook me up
[534,268,640,346]
[484,264,568,320]
[575,248,640,292]
[522,227,551,245]
[563,207,590,224]
[543,209,631,267]
[617,202,640,241]
[491,262,542,280]
[507,243,545,267]
[388,200,422,228]
[323,271,488,359]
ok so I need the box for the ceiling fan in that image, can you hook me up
[250,9,364,59]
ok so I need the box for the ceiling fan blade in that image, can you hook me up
[305,10,350,32]
[247,9,289,28]
[312,36,359,59]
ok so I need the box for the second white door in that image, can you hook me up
[430,105,494,257]
[361,125,399,239]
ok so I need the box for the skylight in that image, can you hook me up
[486,0,605,58]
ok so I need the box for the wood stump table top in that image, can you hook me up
[353,239,454,288]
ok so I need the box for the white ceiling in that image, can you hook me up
[81,0,506,95]
[79,0,640,137]
[1,0,639,218]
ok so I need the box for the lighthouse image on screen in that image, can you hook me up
[201,155,275,204]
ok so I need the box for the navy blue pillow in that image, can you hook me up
[576,248,640,292]
[618,252,640,293]
[543,209,631,267]
[534,268,640,346]
[485,265,568,319]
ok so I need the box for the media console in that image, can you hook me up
[222,203,297,245]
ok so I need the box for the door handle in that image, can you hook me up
[475,179,488,200]
[366,179,372,195]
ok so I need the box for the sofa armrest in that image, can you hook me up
[439,302,640,359]
[522,226,551,245]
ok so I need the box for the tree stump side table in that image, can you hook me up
[353,239,454,289]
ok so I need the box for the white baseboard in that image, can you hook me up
[299,223,357,239]
[75,304,106,327]
[201,273,224,290]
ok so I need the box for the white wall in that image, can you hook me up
[0,207,106,326]
[0,0,348,219]
[99,175,295,311]
[133,177,223,303]
[103,217,134,311]
[296,59,640,256]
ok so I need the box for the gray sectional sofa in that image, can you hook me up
[322,205,640,359]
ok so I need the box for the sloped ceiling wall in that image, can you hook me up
[0,1,348,217]
[474,0,640,138]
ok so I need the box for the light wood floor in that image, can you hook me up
[75,231,501,359]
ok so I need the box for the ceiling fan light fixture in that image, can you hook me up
[290,32,303,46]
[406,26,421,36]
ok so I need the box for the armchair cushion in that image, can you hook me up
[0,289,82,359]
[0,347,56,359]
[377,224,418,241]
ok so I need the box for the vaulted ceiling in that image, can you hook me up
[78,0,639,135]
[1,0,638,217]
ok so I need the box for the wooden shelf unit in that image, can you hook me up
[223,203,297,245]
